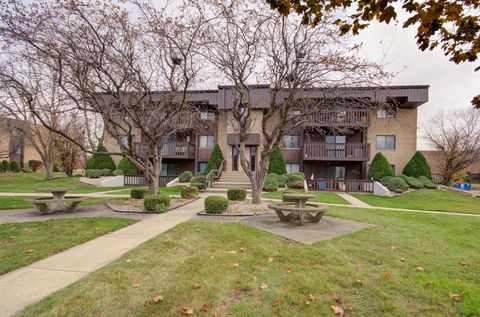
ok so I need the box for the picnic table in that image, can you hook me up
[25,187,87,215]
[269,193,327,225]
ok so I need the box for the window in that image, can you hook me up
[200,111,215,120]
[283,135,301,149]
[376,135,396,149]
[325,166,346,180]
[377,109,396,118]
[161,163,177,176]
[198,162,207,173]
[198,135,214,149]
[285,163,300,174]
[325,135,346,144]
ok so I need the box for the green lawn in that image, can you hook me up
[0,197,128,211]
[0,172,130,193]
[352,189,480,214]
[110,186,185,196]
[18,206,480,316]
[262,189,350,205]
[0,217,137,275]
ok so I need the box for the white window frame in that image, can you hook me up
[198,135,215,149]
[285,163,300,174]
[376,135,396,150]
[283,135,301,149]
[377,109,396,119]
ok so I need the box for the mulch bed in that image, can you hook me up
[197,200,275,217]
[106,197,198,214]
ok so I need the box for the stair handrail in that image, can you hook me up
[204,160,227,191]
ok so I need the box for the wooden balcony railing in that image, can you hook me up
[133,141,195,159]
[309,179,373,192]
[304,108,370,127]
[303,142,370,161]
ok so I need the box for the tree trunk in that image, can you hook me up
[145,149,162,195]
[147,173,160,195]
[44,157,54,180]
[251,162,268,204]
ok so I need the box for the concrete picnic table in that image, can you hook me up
[25,187,87,215]
[282,193,317,208]
[269,193,327,225]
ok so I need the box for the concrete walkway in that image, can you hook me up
[0,197,205,317]
[0,189,130,198]
[337,193,372,207]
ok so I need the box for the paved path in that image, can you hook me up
[337,193,372,207]
[0,197,205,317]
[0,189,130,198]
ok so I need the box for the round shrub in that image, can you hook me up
[131,188,149,199]
[181,186,199,199]
[380,176,393,184]
[190,175,206,190]
[286,173,305,189]
[277,174,288,187]
[117,157,139,175]
[405,176,424,189]
[204,195,229,214]
[1,160,9,172]
[267,173,279,178]
[179,171,193,182]
[368,152,394,180]
[86,169,102,178]
[100,169,112,176]
[22,168,33,173]
[10,161,21,173]
[227,188,247,201]
[263,176,279,192]
[28,160,43,172]
[418,176,437,189]
[386,177,409,193]
[398,174,407,179]
[144,194,171,212]
[418,175,430,182]
[112,169,124,176]
[289,172,305,179]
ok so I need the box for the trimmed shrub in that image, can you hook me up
[282,190,304,202]
[22,168,33,173]
[154,202,166,214]
[10,161,21,173]
[268,173,279,178]
[86,143,116,171]
[380,176,393,184]
[86,169,102,178]
[267,146,287,175]
[28,160,43,172]
[117,157,139,175]
[227,188,247,201]
[386,177,409,193]
[112,169,124,176]
[263,176,279,192]
[204,144,225,176]
[418,176,437,189]
[100,169,112,176]
[204,195,229,214]
[398,174,407,179]
[286,173,305,189]
[277,174,288,187]
[1,160,9,172]
[402,151,432,179]
[144,194,171,212]
[181,186,199,199]
[131,188,149,199]
[289,172,305,178]
[190,175,206,190]
[405,176,424,189]
[368,152,394,181]
[179,171,193,182]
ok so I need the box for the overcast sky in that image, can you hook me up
[355,20,480,149]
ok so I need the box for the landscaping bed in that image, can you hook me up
[106,197,197,214]
[198,200,274,216]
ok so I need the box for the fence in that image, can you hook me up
[124,175,177,187]
[309,179,374,193]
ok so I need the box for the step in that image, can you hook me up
[206,188,252,194]
[219,177,251,181]
[211,183,252,189]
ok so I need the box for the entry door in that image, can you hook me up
[250,146,257,172]
[232,146,239,171]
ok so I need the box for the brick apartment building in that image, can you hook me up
[106,85,428,181]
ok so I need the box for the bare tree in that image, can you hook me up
[425,108,480,185]
[199,0,389,203]
[0,0,207,193]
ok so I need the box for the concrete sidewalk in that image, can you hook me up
[337,193,372,208]
[0,197,205,317]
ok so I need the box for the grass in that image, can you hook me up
[352,189,480,214]
[0,217,137,275]
[261,189,350,205]
[110,186,185,196]
[0,172,131,193]
[0,197,129,211]
[17,206,480,316]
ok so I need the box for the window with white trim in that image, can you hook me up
[376,135,396,149]
[198,135,214,149]
[285,163,300,173]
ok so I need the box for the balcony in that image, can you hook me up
[304,108,370,127]
[133,141,195,159]
[303,142,370,161]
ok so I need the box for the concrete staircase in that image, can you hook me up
[208,171,252,192]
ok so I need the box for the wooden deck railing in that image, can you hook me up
[133,141,195,159]
[304,108,370,127]
[124,175,177,187]
[303,142,370,161]
[309,179,373,192]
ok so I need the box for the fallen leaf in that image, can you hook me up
[459,262,466,266]
[391,246,396,250]
[228,250,237,254]
[354,279,365,286]
[125,259,131,263]
[400,258,405,262]
[192,283,202,289]
[210,255,215,260]
[268,257,274,262]
[26,249,33,253]
[454,279,462,283]
[344,305,353,311]
[414,267,425,272]
[448,292,463,302]
[287,268,293,274]
[144,294,164,306]
[305,300,310,305]
[200,303,210,312]
[181,307,194,315]
[331,294,342,304]
[132,283,140,288]
[240,247,246,252]
[260,283,268,290]
[308,294,315,301]
[383,273,392,278]
[233,263,240,268]
[331,305,344,316]
[425,281,433,286]
[272,299,283,307]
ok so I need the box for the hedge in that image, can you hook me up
[100,169,112,176]
[131,188,149,199]
[144,194,171,212]
[86,169,102,178]
[286,173,305,189]
[204,144,225,176]
[263,176,279,192]
[227,188,247,201]
[190,175,206,190]
[418,176,437,189]
[386,177,409,193]
[112,169,124,176]
[380,176,393,184]
[405,176,424,189]
[10,161,21,173]
[277,174,288,187]
[402,151,432,179]
[368,152,394,181]
[86,143,116,171]
[267,146,287,175]
[1,160,9,172]
[204,195,229,214]
[181,186,199,199]
[179,171,193,182]
[28,160,43,172]
[117,157,139,175]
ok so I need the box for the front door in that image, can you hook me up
[232,146,239,171]
[250,146,257,172]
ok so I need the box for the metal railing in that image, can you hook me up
[304,108,370,127]
[309,178,374,192]
[303,142,370,161]
[205,159,226,191]
[124,175,177,187]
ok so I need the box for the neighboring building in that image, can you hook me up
[0,117,43,168]
[105,85,428,180]
[421,150,480,182]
